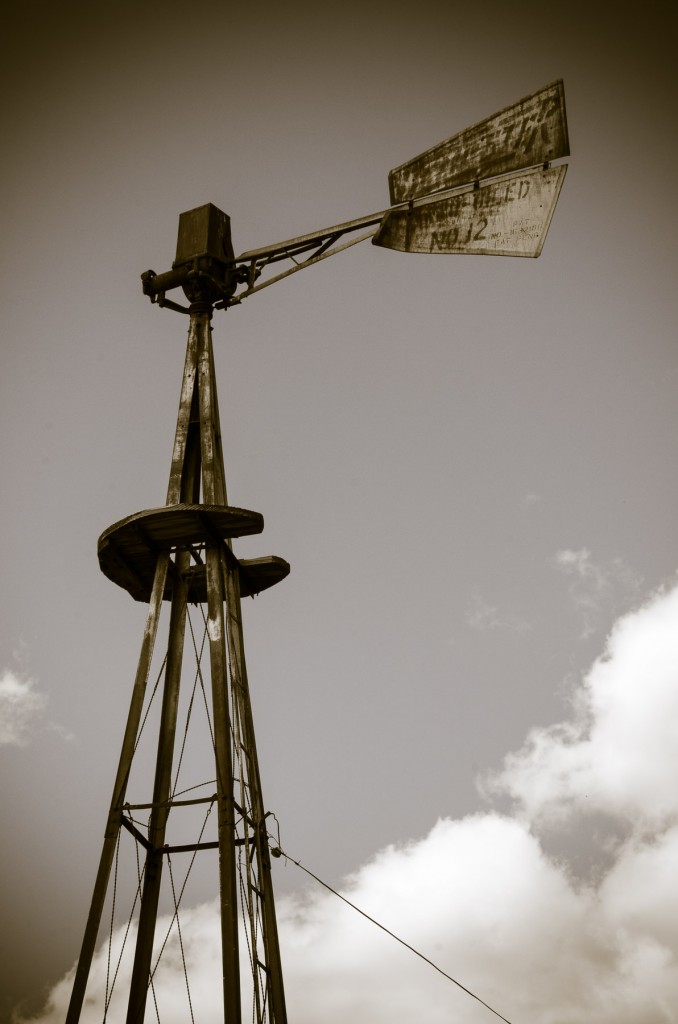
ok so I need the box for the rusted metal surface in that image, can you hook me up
[174,203,235,266]
[374,165,567,258]
[236,212,384,262]
[235,228,377,300]
[388,80,569,204]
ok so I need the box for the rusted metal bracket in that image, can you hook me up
[141,266,234,313]
[157,294,191,315]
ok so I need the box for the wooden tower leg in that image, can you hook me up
[125,559,190,1023]
[67,296,289,1024]
[65,557,169,1024]
[196,307,242,1020]
[195,309,287,1024]
[224,560,288,1024]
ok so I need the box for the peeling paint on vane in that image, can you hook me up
[389,81,569,204]
[375,166,567,258]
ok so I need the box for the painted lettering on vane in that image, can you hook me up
[430,216,489,251]
[429,230,449,251]
[504,178,530,203]
[502,115,535,155]
[500,89,560,155]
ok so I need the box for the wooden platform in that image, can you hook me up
[98,504,289,602]
[183,556,290,602]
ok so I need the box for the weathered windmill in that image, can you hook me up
[66,80,569,1024]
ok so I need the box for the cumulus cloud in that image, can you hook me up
[23,821,678,1024]
[554,548,642,638]
[0,669,48,746]
[0,667,72,747]
[19,579,678,1024]
[488,581,678,831]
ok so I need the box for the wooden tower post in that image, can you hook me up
[66,208,289,1024]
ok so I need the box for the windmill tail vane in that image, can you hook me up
[141,80,568,312]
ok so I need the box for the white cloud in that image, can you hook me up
[23,818,678,1024]
[19,579,678,1024]
[0,669,48,746]
[464,589,530,634]
[553,548,642,638]
[488,580,678,831]
[520,491,543,508]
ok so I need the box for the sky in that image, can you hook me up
[1,1,678,1021]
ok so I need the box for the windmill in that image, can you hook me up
[66,80,569,1024]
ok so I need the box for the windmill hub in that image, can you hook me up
[142,202,240,310]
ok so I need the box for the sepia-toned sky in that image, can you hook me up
[2,1,678,1021]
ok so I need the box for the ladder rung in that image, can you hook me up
[123,793,217,810]
[162,840,219,854]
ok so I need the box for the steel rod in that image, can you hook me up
[237,229,376,300]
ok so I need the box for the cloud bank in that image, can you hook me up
[20,580,678,1024]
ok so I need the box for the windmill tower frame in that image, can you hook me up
[66,216,290,1022]
[65,80,568,1024]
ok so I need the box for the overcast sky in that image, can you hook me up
[2,2,678,1022]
